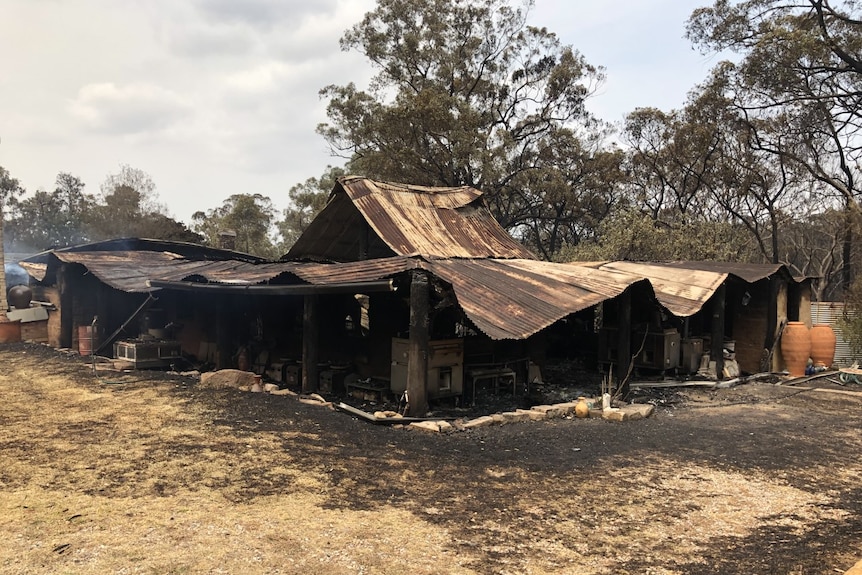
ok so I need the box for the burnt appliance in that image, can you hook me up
[390,337,464,399]
[114,338,182,368]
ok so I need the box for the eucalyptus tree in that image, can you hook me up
[278,165,346,251]
[687,0,862,288]
[318,0,611,257]
[0,166,24,316]
[623,105,725,223]
[84,166,201,244]
[5,172,94,250]
[192,194,279,258]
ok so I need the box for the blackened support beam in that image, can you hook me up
[407,271,430,416]
[711,283,726,380]
[616,289,632,398]
[302,294,320,393]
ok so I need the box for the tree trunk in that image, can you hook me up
[843,203,853,293]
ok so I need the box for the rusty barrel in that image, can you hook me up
[78,325,94,356]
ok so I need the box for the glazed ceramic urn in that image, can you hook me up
[780,321,811,377]
[809,324,837,369]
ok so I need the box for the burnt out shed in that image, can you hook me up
[17,177,813,417]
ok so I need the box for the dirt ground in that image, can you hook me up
[1,342,861,575]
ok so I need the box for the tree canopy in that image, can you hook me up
[318,0,615,256]
[192,194,279,258]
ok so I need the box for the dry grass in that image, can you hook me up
[1,344,861,574]
[0,355,476,574]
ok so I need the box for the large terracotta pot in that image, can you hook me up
[780,321,811,377]
[810,324,837,369]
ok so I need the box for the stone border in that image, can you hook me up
[408,400,655,433]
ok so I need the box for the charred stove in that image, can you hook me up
[114,338,182,368]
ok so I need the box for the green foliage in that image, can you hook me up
[278,165,345,250]
[318,0,613,256]
[192,194,278,258]
[86,165,201,244]
[687,0,862,291]
[0,166,24,205]
[559,207,757,263]
[5,172,94,250]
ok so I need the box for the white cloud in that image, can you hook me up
[193,0,342,29]
[68,82,192,136]
[0,0,718,227]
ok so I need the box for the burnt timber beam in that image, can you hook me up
[302,294,319,393]
[57,263,74,349]
[711,283,726,380]
[407,270,430,416]
[616,289,632,398]
[216,295,231,370]
[147,279,395,295]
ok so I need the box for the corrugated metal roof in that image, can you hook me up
[286,176,536,261]
[423,259,649,340]
[20,242,806,342]
[569,260,799,318]
[582,261,727,317]
[643,261,790,283]
[29,251,421,294]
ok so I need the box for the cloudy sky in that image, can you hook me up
[0,0,719,225]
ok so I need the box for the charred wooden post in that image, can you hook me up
[763,276,781,366]
[302,294,319,393]
[616,289,632,398]
[57,264,74,349]
[407,271,430,416]
[711,283,726,379]
[215,295,231,370]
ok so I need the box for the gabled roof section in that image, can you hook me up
[285,176,536,262]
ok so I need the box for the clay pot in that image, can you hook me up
[250,374,263,393]
[575,397,590,418]
[7,285,32,309]
[809,324,837,369]
[780,321,811,377]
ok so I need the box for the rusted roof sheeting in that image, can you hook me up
[424,259,647,340]
[571,260,797,318]
[588,261,727,317]
[43,251,420,293]
[645,261,788,284]
[286,257,420,284]
[174,257,421,286]
[340,177,535,260]
[19,261,47,282]
[53,251,189,292]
